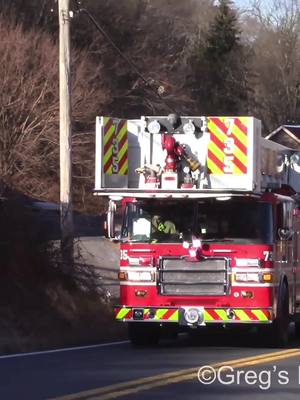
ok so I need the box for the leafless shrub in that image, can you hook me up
[247,0,300,132]
[0,18,108,211]
[0,197,117,353]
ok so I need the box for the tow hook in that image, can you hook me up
[226,308,236,320]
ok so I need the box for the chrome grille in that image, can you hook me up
[158,257,230,296]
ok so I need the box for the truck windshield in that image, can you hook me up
[196,200,273,244]
[121,199,273,244]
[121,201,195,243]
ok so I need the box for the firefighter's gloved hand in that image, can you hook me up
[159,220,177,234]
[158,222,166,232]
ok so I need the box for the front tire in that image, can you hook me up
[294,320,300,338]
[128,322,161,346]
[272,283,289,347]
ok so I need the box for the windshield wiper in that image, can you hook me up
[121,238,150,243]
[202,238,234,242]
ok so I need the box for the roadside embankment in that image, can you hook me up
[0,198,125,354]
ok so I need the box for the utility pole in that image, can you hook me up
[59,0,73,272]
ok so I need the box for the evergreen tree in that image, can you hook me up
[206,0,239,57]
[192,0,250,115]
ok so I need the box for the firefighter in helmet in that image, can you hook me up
[152,215,177,234]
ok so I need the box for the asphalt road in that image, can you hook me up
[4,201,300,399]
[1,332,300,400]
[21,198,121,298]
[75,236,120,299]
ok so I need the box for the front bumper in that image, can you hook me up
[115,306,273,325]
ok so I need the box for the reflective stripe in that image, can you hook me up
[168,310,179,321]
[215,309,229,321]
[251,309,269,321]
[204,311,214,321]
[155,309,169,320]
[207,117,249,175]
[235,309,251,321]
[115,307,272,322]
[143,308,150,317]
[103,118,128,175]
[116,308,131,319]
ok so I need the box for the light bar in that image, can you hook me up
[148,120,161,134]
[183,120,195,135]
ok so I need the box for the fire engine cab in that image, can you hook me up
[95,115,300,346]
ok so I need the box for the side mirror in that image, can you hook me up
[105,200,122,241]
[103,213,109,238]
[278,227,293,241]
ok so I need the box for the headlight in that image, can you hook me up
[234,272,273,283]
[126,271,154,282]
[235,272,260,283]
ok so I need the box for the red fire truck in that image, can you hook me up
[95,115,300,347]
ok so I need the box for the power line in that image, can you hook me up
[72,0,178,114]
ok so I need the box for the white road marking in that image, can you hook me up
[0,340,129,359]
